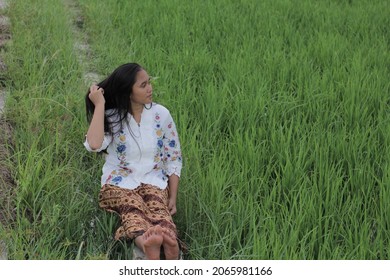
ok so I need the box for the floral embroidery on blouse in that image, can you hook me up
[116,130,128,166]
[106,130,133,185]
[154,113,163,163]
[162,120,182,175]
[153,112,182,179]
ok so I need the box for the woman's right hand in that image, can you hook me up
[86,84,106,151]
[88,85,105,106]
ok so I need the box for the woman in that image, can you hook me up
[84,63,183,260]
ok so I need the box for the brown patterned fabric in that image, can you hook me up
[98,184,178,240]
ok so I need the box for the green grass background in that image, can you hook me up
[0,0,389,259]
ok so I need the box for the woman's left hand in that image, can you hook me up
[168,198,177,215]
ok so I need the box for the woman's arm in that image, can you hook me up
[86,85,105,150]
[167,174,180,215]
[162,109,183,215]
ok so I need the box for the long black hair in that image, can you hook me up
[85,63,143,137]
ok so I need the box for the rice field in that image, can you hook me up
[0,0,389,260]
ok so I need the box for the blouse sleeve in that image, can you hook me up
[83,133,112,153]
[162,113,183,177]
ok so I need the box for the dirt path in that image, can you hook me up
[63,0,100,86]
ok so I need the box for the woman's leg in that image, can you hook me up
[162,228,180,260]
[99,185,182,259]
[133,184,180,259]
[99,185,161,259]
[134,225,164,260]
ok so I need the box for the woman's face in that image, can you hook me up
[130,69,153,106]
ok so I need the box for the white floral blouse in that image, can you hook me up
[84,103,182,190]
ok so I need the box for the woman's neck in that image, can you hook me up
[130,102,144,123]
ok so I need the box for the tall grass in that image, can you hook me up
[1,0,128,259]
[1,0,389,259]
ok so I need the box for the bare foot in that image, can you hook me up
[162,228,179,260]
[138,226,163,260]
